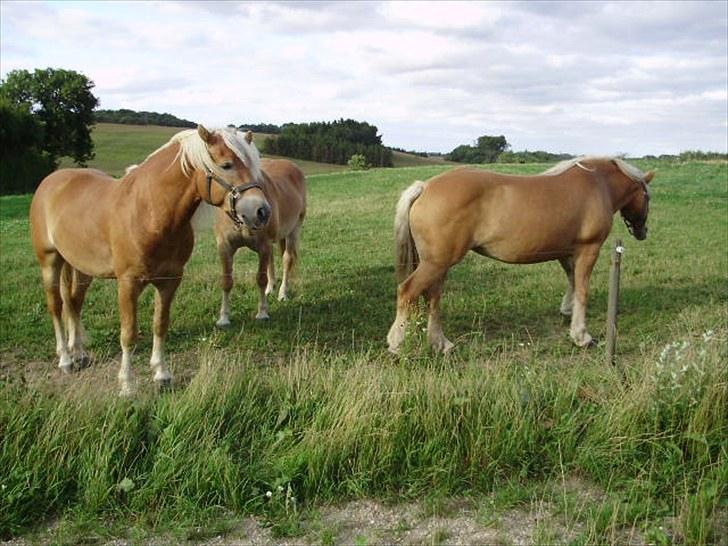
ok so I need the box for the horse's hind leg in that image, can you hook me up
[558,257,575,316]
[279,226,300,301]
[424,273,453,353]
[216,242,235,328]
[61,264,92,369]
[387,261,448,353]
[570,245,600,347]
[40,252,72,372]
[150,278,181,389]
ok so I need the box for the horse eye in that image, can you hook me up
[221,162,233,170]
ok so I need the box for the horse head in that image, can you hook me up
[196,125,271,231]
[619,168,654,241]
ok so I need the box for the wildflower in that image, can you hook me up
[277,485,284,493]
[265,490,272,498]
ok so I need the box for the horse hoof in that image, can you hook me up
[255,313,270,321]
[155,377,173,392]
[59,362,73,375]
[432,339,455,354]
[73,354,91,370]
[216,318,231,329]
[278,293,289,302]
[388,344,400,355]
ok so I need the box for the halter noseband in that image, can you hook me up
[206,170,263,229]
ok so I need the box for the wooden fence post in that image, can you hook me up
[606,239,624,366]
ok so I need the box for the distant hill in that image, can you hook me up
[59,123,451,177]
[94,109,196,128]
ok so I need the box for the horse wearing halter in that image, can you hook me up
[205,169,264,229]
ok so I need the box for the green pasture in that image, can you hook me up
[0,158,726,544]
[58,123,446,177]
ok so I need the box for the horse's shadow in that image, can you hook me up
[115,263,725,374]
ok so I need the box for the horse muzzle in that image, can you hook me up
[633,226,648,240]
[232,197,271,232]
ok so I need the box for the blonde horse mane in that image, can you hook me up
[542,156,648,183]
[138,127,262,181]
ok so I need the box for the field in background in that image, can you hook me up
[1,158,726,544]
[58,123,448,177]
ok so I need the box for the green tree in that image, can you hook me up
[476,135,509,162]
[0,68,99,165]
[0,96,55,193]
[447,134,510,164]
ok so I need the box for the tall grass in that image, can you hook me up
[1,332,725,541]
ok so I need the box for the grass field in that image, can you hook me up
[58,123,448,177]
[0,155,726,544]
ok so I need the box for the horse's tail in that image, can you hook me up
[394,180,426,282]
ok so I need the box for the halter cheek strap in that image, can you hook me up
[205,170,263,228]
[621,179,650,235]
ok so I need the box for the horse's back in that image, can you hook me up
[261,158,306,197]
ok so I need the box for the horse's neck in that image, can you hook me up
[127,144,201,235]
[606,176,639,212]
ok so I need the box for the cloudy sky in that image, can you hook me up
[1,1,726,155]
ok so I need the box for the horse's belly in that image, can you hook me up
[52,227,115,277]
[474,241,569,264]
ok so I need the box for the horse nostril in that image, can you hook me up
[256,206,270,224]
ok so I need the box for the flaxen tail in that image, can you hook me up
[394,180,426,282]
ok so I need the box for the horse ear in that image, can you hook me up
[644,170,655,184]
[197,124,213,144]
[244,130,253,145]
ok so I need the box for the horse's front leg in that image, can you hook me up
[265,248,276,297]
[255,242,272,320]
[151,278,181,389]
[570,245,600,347]
[216,241,235,328]
[117,278,143,396]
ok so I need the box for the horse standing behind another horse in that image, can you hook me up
[30,126,268,395]
[213,149,306,326]
[387,157,654,354]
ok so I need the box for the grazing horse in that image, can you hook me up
[213,137,306,325]
[30,126,269,395]
[387,157,654,353]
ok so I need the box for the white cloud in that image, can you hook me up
[1,0,726,155]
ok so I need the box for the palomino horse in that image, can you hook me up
[213,137,306,325]
[30,126,269,395]
[387,157,654,353]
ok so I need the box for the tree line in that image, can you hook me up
[446,134,573,164]
[95,109,196,128]
[238,123,281,134]
[262,119,393,168]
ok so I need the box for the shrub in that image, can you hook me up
[348,154,369,171]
